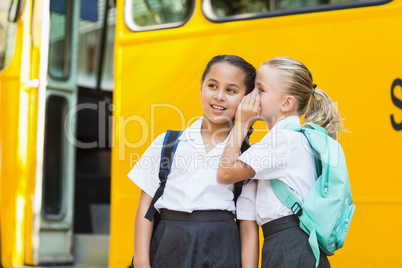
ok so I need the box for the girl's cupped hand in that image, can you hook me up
[236,89,261,129]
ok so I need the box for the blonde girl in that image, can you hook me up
[218,57,344,267]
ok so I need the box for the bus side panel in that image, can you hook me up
[0,76,21,267]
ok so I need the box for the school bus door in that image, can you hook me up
[0,0,76,266]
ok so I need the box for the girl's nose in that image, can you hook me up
[214,90,226,101]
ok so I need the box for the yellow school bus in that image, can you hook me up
[0,0,401,267]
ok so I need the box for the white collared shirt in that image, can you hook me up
[237,116,317,226]
[127,117,236,213]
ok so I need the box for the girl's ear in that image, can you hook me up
[281,95,296,112]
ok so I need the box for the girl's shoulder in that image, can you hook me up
[147,132,167,150]
[139,132,169,158]
[259,127,294,144]
[249,127,306,154]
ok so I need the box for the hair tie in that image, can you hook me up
[312,83,317,94]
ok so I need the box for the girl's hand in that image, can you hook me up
[218,90,258,184]
[133,261,151,268]
[236,90,261,129]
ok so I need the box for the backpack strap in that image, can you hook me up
[284,123,328,196]
[303,122,328,135]
[271,179,320,268]
[284,123,327,154]
[283,123,302,132]
[145,130,182,221]
[233,182,243,213]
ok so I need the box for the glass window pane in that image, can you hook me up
[0,0,18,70]
[278,0,341,10]
[42,95,68,218]
[77,0,115,91]
[48,0,71,79]
[127,0,193,30]
[209,0,268,17]
[100,21,115,91]
[206,0,371,18]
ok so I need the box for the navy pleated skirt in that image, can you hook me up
[150,209,241,268]
[261,215,331,268]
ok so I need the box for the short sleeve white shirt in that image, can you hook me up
[236,180,257,221]
[127,117,236,213]
[237,116,317,226]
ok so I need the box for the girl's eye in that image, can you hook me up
[227,88,236,93]
[259,88,265,93]
[208,84,217,89]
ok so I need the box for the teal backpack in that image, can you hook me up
[271,123,355,268]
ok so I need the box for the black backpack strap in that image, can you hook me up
[233,182,243,207]
[145,130,182,221]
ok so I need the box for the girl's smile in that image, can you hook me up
[210,104,227,113]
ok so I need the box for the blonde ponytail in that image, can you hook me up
[263,57,345,140]
[304,88,344,140]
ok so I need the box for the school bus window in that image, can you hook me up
[205,0,375,19]
[125,0,194,31]
[48,0,72,79]
[0,0,18,70]
[42,95,68,218]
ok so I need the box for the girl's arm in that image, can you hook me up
[218,92,261,184]
[240,220,259,268]
[133,190,154,268]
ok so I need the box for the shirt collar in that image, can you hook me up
[179,116,231,157]
[271,115,301,132]
[179,116,203,141]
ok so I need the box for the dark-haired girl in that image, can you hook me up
[128,55,258,268]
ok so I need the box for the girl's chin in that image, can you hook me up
[203,114,234,125]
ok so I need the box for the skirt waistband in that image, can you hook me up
[262,215,300,238]
[160,209,235,222]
